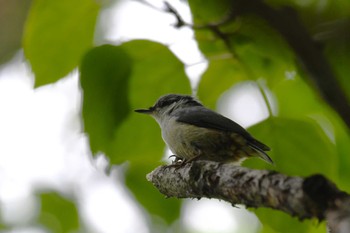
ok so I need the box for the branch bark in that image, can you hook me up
[147,161,350,232]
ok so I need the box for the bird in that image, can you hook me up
[135,94,273,165]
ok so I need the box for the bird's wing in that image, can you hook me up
[175,106,271,152]
[175,106,250,136]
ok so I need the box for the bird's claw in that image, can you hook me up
[167,155,186,168]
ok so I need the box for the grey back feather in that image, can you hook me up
[175,106,273,163]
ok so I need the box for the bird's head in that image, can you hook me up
[135,94,202,121]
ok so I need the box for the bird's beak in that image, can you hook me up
[134,107,154,114]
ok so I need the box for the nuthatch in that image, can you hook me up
[135,94,273,165]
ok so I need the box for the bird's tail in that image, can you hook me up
[248,139,273,164]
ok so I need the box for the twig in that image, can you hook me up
[163,1,236,53]
[164,2,187,28]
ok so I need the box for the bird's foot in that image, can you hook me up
[167,155,186,168]
[167,155,204,169]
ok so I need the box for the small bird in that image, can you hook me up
[135,94,273,165]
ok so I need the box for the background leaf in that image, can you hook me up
[254,208,326,233]
[325,30,350,101]
[80,44,132,155]
[23,0,100,87]
[246,117,337,179]
[38,192,79,233]
[197,59,248,108]
[125,163,181,224]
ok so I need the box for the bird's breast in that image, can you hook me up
[160,117,228,160]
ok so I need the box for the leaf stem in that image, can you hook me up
[257,80,273,117]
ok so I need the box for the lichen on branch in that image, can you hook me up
[147,161,350,232]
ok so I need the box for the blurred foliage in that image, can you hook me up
[0,217,6,231]
[38,192,79,233]
[254,208,326,233]
[246,117,337,178]
[1,0,349,232]
[325,27,350,100]
[23,0,100,86]
[80,45,132,156]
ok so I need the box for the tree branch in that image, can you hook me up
[147,161,350,232]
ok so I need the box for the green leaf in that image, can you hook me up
[23,0,100,87]
[272,75,329,118]
[189,0,295,84]
[246,117,337,178]
[125,162,181,225]
[0,218,6,230]
[191,2,296,111]
[188,0,233,59]
[325,38,350,101]
[228,16,294,84]
[80,45,132,155]
[255,208,326,233]
[38,192,79,233]
[266,0,350,28]
[328,113,350,192]
[197,59,248,109]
